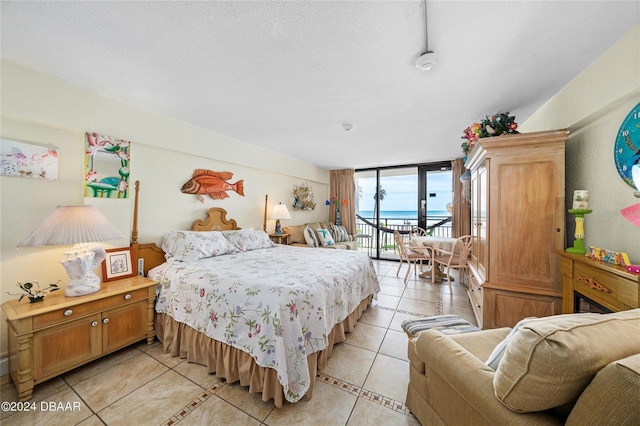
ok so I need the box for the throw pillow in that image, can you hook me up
[330,223,349,242]
[283,225,305,244]
[493,309,640,413]
[485,316,539,370]
[316,228,335,246]
[303,225,319,247]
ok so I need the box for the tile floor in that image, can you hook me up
[1,260,475,426]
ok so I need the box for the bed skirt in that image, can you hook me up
[155,294,374,407]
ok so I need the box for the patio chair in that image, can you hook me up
[394,231,432,284]
[431,235,472,292]
[410,226,429,237]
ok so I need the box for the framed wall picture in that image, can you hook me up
[1,138,59,180]
[84,132,131,198]
[101,247,136,282]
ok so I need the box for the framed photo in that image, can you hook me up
[102,247,136,282]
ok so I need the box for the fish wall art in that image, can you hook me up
[181,169,245,203]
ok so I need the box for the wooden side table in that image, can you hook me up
[1,276,157,401]
[269,233,290,245]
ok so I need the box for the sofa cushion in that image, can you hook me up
[566,353,640,426]
[446,327,512,363]
[283,224,306,245]
[339,240,359,250]
[493,309,640,413]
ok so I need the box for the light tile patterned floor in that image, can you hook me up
[1,260,475,425]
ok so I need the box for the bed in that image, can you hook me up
[129,182,380,406]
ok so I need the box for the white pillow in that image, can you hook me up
[223,229,274,251]
[162,230,237,261]
[303,225,319,247]
[485,316,539,370]
[316,228,335,246]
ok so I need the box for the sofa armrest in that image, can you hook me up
[416,330,560,425]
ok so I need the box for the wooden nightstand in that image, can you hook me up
[269,233,290,245]
[1,276,157,401]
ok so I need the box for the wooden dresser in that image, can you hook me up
[2,276,157,401]
[558,251,639,313]
[466,129,568,329]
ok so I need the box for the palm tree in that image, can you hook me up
[373,185,386,220]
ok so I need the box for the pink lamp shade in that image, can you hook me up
[17,206,123,297]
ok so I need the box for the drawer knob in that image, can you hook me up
[64,309,73,316]
[102,318,110,324]
[124,294,132,300]
[91,321,98,327]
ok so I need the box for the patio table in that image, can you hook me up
[409,236,457,282]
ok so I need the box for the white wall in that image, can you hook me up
[0,61,330,357]
[521,25,640,263]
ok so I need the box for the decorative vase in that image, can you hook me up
[61,246,106,297]
[335,208,342,226]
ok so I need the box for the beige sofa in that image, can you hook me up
[406,309,640,425]
[283,222,358,250]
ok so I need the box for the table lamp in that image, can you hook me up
[17,205,124,297]
[270,203,291,235]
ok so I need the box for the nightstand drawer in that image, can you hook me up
[34,288,147,329]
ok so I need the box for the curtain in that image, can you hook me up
[329,169,356,235]
[451,158,471,238]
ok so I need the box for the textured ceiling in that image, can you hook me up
[1,1,638,170]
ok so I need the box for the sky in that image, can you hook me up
[355,170,452,212]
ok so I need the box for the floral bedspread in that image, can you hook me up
[149,245,379,403]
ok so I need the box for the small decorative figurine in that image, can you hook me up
[7,280,60,303]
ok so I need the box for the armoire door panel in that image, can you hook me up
[491,159,558,288]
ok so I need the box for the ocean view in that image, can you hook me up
[357,210,451,226]
[358,210,451,219]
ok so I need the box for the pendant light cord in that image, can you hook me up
[423,0,429,52]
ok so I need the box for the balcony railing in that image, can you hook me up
[354,214,452,258]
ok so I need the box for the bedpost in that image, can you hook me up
[131,180,140,267]
[263,194,268,232]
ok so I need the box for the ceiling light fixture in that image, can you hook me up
[415,0,437,71]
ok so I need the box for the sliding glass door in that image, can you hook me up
[355,167,417,260]
[355,162,452,259]
[418,163,453,237]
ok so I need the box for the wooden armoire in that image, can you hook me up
[465,129,568,329]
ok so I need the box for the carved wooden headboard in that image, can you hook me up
[192,208,240,231]
[130,180,241,276]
